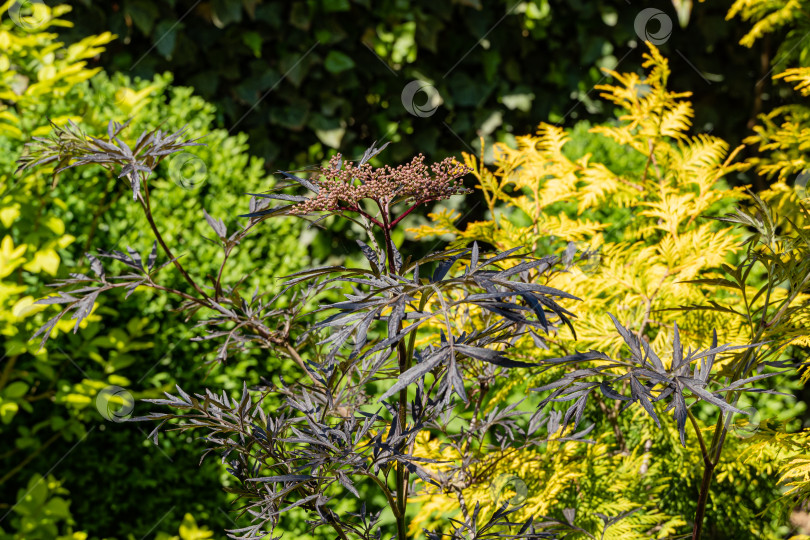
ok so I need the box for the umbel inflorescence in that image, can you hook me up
[293,153,472,218]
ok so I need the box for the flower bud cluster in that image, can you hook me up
[293,153,472,215]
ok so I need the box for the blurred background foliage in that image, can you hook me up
[56,0,767,179]
[2,0,810,538]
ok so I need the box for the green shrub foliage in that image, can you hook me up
[0,5,310,537]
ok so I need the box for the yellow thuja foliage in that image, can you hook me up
[411,44,750,364]
[741,71,810,182]
[727,0,810,352]
[726,0,805,48]
[409,432,584,536]
[727,0,810,184]
[725,0,810,516]
[404,43,807,537]
[409,421,694,539]
[777,68,810,97]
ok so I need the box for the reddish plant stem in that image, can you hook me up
[337,205,385,229]
[692,458,716,539]
[374,198,411,539]
[389,201,426,228]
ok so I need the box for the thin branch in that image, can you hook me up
[687,408,709,465]
[358,471,402,518]
[139,186,211,302]
[390,200,428,228]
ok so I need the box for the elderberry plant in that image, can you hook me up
[18,121,597,540]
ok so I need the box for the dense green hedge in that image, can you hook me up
[1,60,312,539]
[58,0,765,175]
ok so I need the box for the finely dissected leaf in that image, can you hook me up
[357,239,379,269]
[146,242,158,271]
[246,475,314,483]
[279,171,319,193]
[358,140,391,165]
[247,192,309,203]
[562,392,588,428]
[479,246,526,267]
[126,246,143,271]
[349,308,380,358]
[630,376,660,427]
[431,252,465,282]
[469,241,479,273]
[31,313,63,350]
[98,248,145,272]
[386,295,406,339]
[497,258,554,279]
[672,382,688,447]
[681,379,747,415]
[672,323,683,370]
[547,409,561,434]
[378,349,447,402]
[86,253,105,279]
[640,338,665,372]
[717,371,785,393]
[534,311,772,448]
[203,209,227,239]
[71,292,98,331]
[609,313,642,361]
[239,202,295,219]
[519,292,549,332]
[454,344,536,367]
[391,242,403,274]
[600,381,630,401]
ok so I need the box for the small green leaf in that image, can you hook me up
[242,31,262,58]
[324,51,355,74]
[3,381,29,399]
[211,0,242,27]
[1,401,19,424]
[43,496,70,519]
[153,20,179,57]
